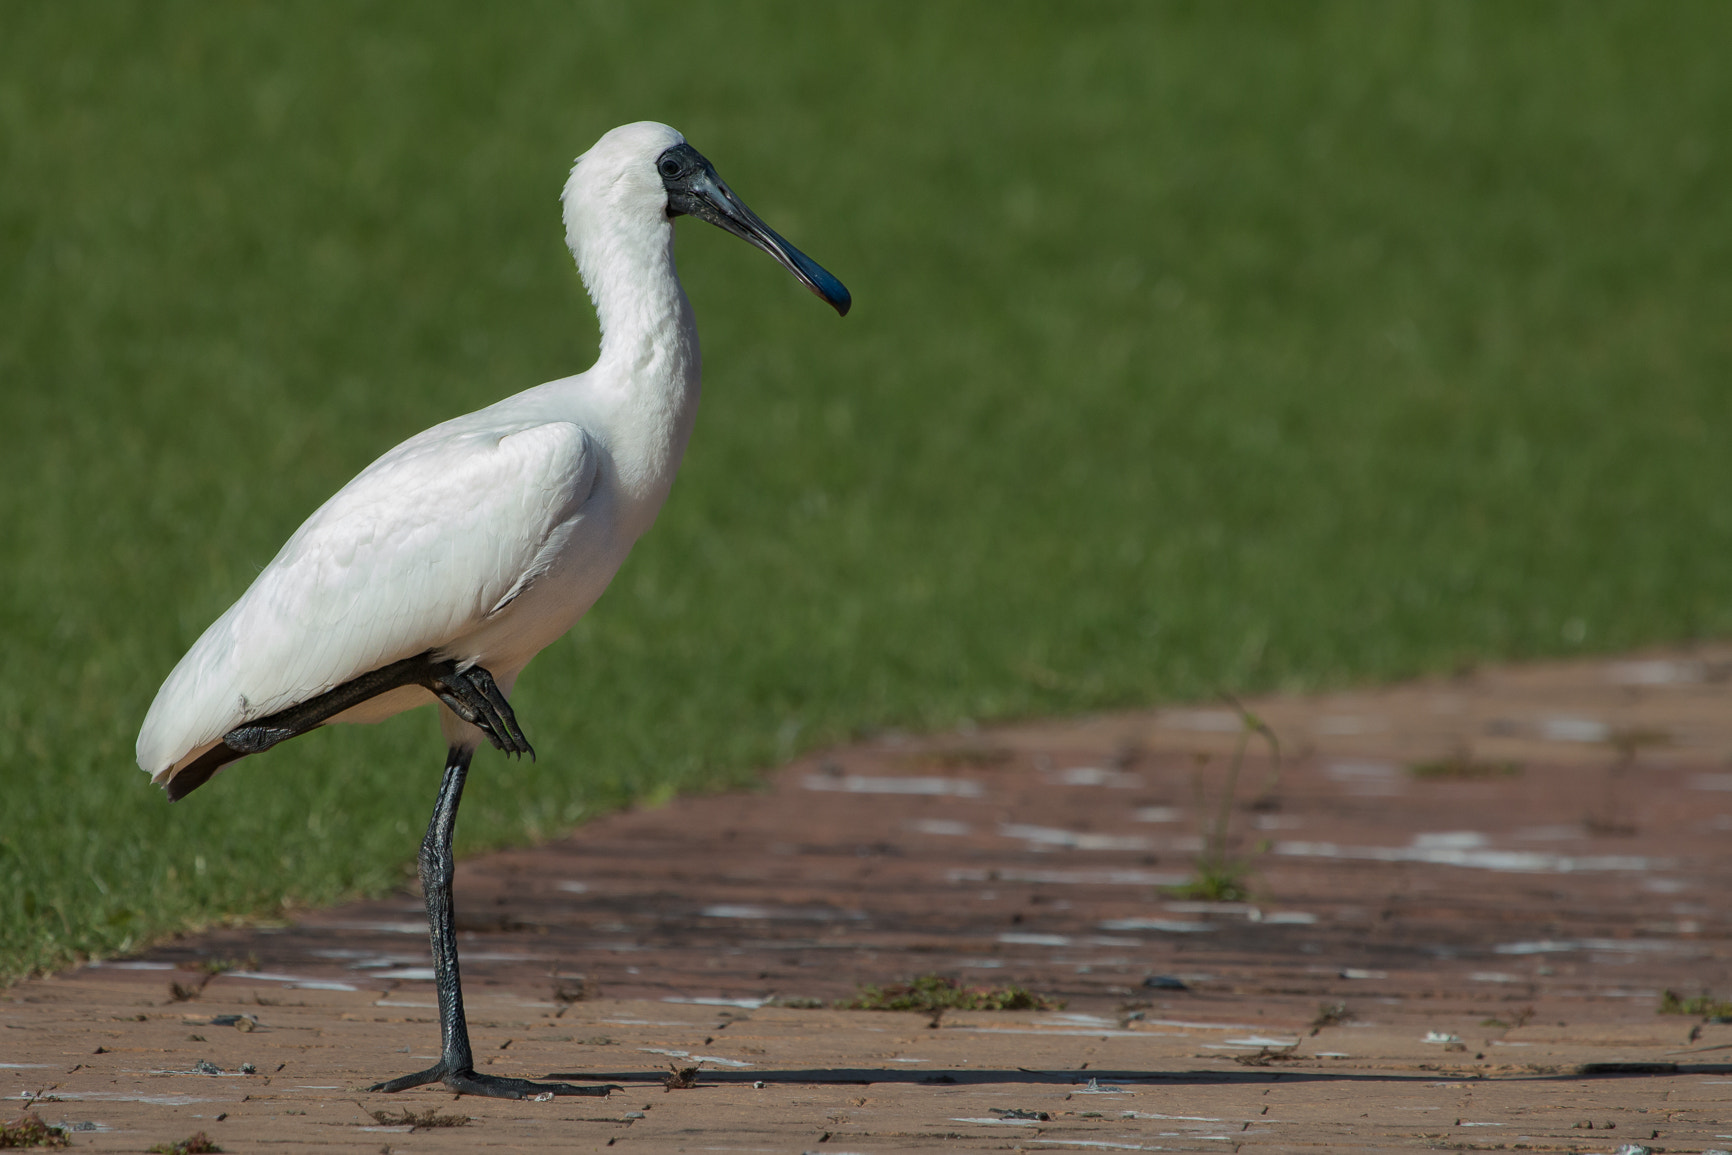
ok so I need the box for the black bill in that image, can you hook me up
[658,142,851,317]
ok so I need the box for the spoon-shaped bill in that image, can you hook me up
[659,144,851,317]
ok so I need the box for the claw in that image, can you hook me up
[469,668,533,756]
[423,665,534,758]
[367,1061,446,1094]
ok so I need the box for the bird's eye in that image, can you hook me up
[658,157,683,178]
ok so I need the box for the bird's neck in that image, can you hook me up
[580,223,702,512]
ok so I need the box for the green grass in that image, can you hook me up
[5,2,1732,981]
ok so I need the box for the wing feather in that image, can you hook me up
[136,419,597,777]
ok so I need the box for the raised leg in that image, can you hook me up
[367,746,615,1099]
[168,654,532,801]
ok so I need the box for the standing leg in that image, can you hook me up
[368,746,614,1099]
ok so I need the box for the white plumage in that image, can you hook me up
[137,119,846,792]
[136,120,847,1100]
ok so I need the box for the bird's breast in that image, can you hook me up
[438,478,636,675]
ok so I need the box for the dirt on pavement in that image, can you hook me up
[6,646,1732,1151]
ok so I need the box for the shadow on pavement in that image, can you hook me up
[547,1062,1732,1087]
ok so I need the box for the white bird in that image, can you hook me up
[136,121,849,1099]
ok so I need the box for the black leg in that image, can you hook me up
[168,654,533,801]
[366,746,615,1100]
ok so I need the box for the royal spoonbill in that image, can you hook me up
[136,121,850,1099]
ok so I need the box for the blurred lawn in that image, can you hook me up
[4,2,1732,980]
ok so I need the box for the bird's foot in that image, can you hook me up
[424,665,535,758]
[368,1060,615,1099]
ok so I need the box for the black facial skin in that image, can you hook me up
[658,142,851,317]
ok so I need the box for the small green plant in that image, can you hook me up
[908,746,1014,769]
[1310,1001,1352,1030]
[0,1113,70,1149]
[1584,727,1671,835]
[146,1135,221,1155]
[551,977,591,1004]
[1659,990,1732,1019]
[1481,1005,1536,1030]
[1232,1043,1301,1066]
[197,954,258,975]
[1163,861,1254,903]
[839,974,1063,1012]
[1166,698,1279,903]
[1409,755,1522,780]
[369,1109,469,1131]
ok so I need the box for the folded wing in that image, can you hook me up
[136,419,597,780]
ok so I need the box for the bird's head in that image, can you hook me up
[563,121,850,317]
